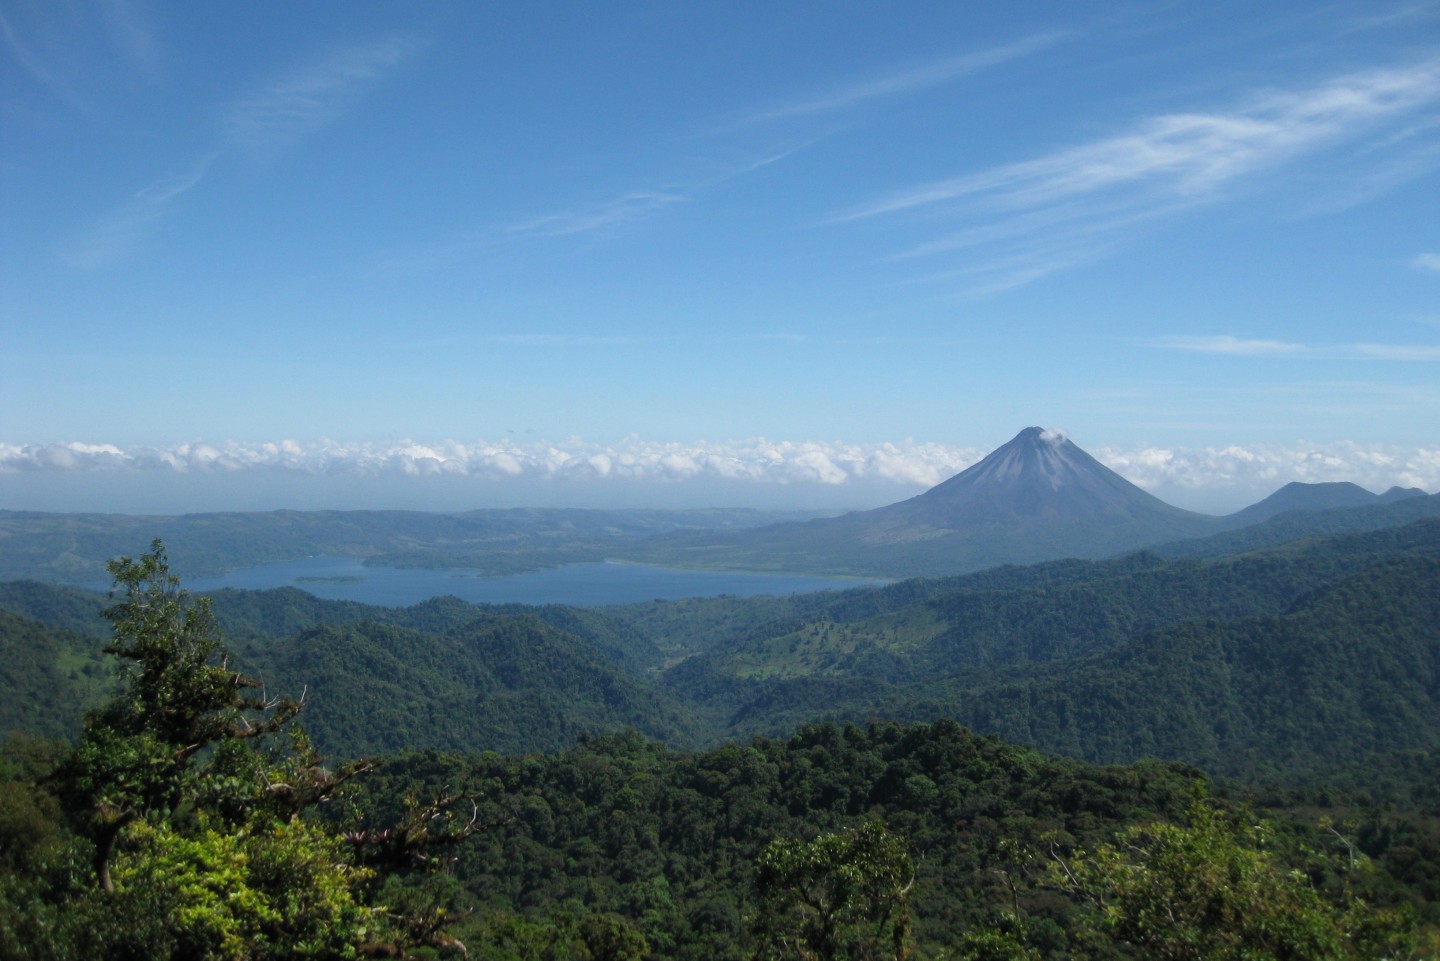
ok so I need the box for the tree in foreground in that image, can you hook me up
[751,819,916,961]
[1047,792,1418,961]
[4,540,476,960]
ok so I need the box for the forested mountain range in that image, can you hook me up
[6,530,1436,955]
[2,500,1439,955]
[4,517,1436,782]
[638,519,1440,777]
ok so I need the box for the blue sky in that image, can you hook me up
[2,0,1439,514]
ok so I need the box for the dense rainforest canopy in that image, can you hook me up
[1,524,1437,957]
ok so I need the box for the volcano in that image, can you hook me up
[852,426,1213,545]
[818,426,1221,567]
[643,427,1224,577]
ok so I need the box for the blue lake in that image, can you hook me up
[186,557,887,608]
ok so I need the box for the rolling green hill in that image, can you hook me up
[240,614,700,755]
[3,511,1439,955]
[0,581,697,756]
[627,517,1440,678]
[631,520,1440,777]
[3,518,1436,782]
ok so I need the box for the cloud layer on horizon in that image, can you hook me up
[3,436,1436,502]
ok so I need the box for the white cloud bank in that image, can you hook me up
[1095,441,1440,499]
[2,437,1436,513]
[0,438,972,488]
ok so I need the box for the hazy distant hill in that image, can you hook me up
[1154,490,1440,559]
[0,506,825,585]
[1227,480,1428,524]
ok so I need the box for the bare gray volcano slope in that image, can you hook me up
[834,426,1219,552]
[642,428,1225,577]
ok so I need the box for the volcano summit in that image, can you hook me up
[644,427,1225,577]
[856,426,1215,543]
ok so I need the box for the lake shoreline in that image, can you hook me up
[185,556,889,608]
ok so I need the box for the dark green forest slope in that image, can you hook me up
[255,723,1440,958]
[10,713,1433,959]
[947,556,1440,776]
[631,520,1440,777]
[252,615,700,754]
[2,524,1439,958]
[2,519,1437,779]
[0,595,694,757]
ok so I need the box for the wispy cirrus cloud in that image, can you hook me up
[488,333,646,347]
[440,35,1063,259]
[65,153,217,267]
[68,34,415,266]
[1157,334,1440,360]
[1352,2,1440,29]
[846,58,1440,219]
[506,190,688,238]
[384,142,809,272]
[840,56,1440,290]
[222,36,416,158]
[1413,252,1440,272]
[0,0,159,112]
[1351,343,1440,360]
[1157,335,1309,356]
[741,31,1066,125]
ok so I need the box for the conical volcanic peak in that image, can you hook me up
[903,426,1191,521]
[830,427,1218,566]
[640,428,1224,579]
[931,426,1105,492]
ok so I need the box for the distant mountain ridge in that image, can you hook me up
[1155,489,1440,560]
[1,428,1434,583]
[0,506,826,585]
[4,516,1437,775]
[1228,480,1428,524]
